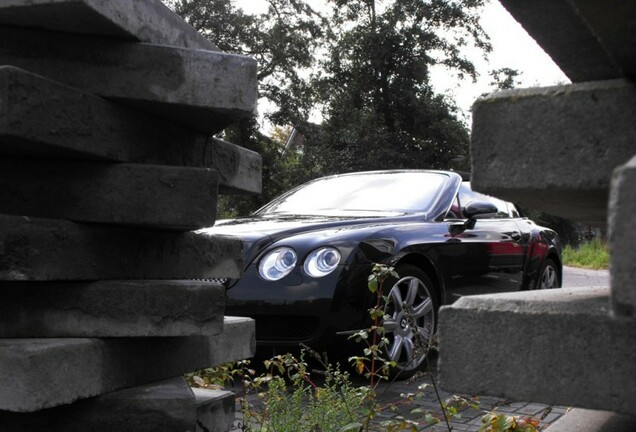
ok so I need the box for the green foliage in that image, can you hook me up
[562,239,609,270]
[480,412,541,432]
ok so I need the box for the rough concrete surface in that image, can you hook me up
[0,0,218,51]
[0,66,262,193]
[546,408,636,432]
[0,377,235,432]
[609,156,636,317]
[0,317,255,412]
[0,25,257,133]
[0,214,243,280]
[438,287,636,416]
[471,79,636,225]
[500,0,624,82]
[0,158,219,229]
[0,280,225,337]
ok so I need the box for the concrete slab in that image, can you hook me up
[438,287,636,416]
[0,0,218,51]
[0,316,254,412]
[0,158,218,229]
[0,26,257,133]
[609,156,636,318]
[499,0,621,82]
[471,79,636,225]
[0,66,261,194]
[0,214,242,281]
[0,280,225,337]
[0,377,236,432]
[546,408,636,432]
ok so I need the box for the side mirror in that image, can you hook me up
[463,201,498,219]
[448,201,498,235]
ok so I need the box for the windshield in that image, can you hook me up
[256,171,449,217]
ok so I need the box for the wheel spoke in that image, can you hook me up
[402,334,414,361]
[388,335,404,362]
[404,278,419,306]
[412,297,433,319]
[383,318,398,332]
[389,287,404,312]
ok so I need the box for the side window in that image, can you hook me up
[458,183,510,218]
[445,195,462,219]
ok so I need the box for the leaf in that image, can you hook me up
[337,423,363,432]
[193,375,205,387]
[368,278,378,293]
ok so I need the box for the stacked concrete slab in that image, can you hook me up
[439,0,636,429]
[0,1,259,430]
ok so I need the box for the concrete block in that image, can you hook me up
[471,79,636,225]
[0,0,218,50]
[0,158,218,229]
[0,316,255,412]
[499,0,622,82]
[0,66,262,193]
[0,26,257,133]
[0,214,242,280]
[192,387,236,432]
[0,280,225,337]
[545,408,636,432]
[211,138,262,194]
[0,377,236,432]
[609,156,636,317]
[438,287,636,416]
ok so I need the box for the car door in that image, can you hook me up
[442,184,526,304]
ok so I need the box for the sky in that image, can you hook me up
[235,0,569,124]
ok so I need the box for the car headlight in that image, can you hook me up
[259,247,297,281]
[304,247,341,278]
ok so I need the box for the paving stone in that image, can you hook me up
[0,0,217,51]
[0,66,262,193]
[545,408,636,431]
[0,25,257,133]
[438,287,636,416]
[471,79,636,225]
[609,156,636,317]
[0,377,235,432]
[0,214,242,281]
[0,316,255,412]
[0,158,218,229]
[499,0,623,82]
[0,280,225,337]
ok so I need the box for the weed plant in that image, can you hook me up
[562,238,609,270]
[188,264,545,432]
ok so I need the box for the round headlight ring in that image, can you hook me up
[259,247,297,281]
[304,247,341,278]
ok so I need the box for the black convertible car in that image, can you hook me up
[201,170,562,376]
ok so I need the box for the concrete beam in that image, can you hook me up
[0,158,218,229]
[0,316,254,412]
[0,0,218,51]
[0,214,242,281]
[0,66,261,194]
[438,287,636,416]
[0,377,236,432]
[545,408,636,432]
[471,79,636,225]
[499,0,627,82]
[0,26,257,133]
[609,156,636,317]
[0,280,225,337]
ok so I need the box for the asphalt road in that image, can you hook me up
[562,265,609,288]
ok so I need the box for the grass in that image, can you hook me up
[562,239,609,270]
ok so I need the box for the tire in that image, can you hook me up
[537,258,561,289]
[382,264,438,380]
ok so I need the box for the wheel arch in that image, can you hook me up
[393,253,444,305]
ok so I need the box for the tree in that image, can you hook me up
[306,0,491,175]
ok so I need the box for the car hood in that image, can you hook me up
[197,213,420,266]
